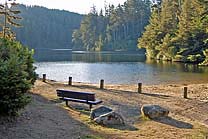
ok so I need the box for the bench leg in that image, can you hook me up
[65,100,68,106]
[89,104,92,110]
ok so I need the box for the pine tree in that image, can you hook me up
[0,0,21,40]
[138,0,208,64]
[72,0,151,51]
[138,2,161,58]
[156,0,181,60]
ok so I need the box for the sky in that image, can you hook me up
[10,0,127,14]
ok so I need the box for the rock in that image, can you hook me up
[90,105,125,126]
[141,105,169,119]
[90,105,113,120]
[204,119,208,125]
[94,111,125,126]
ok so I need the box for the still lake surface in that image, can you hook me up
[35,51,208,85]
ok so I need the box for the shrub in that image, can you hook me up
[0,38,36,116]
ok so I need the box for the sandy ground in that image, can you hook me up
[0,93,98,139]
[0,80,208,139]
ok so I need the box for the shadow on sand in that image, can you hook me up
[154,117,193,129]
[69,83,172,100]
[49,81,191,130]
[140,92,170,99]
[70,104,139,131]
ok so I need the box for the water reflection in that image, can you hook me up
[72,51,146,63]
[35,52,208,84]
[34,49,72,61]
[146,59,207,73]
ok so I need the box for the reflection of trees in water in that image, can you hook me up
[145,58,208,73]
[72,52,146,62]
[34,49,72,61]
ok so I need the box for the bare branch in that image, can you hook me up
[7,15,22,20]
[7,17,21,27]
[9,9,21,14]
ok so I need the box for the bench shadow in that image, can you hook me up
[71,105,91,115]
[154,117,193,129]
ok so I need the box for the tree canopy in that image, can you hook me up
[138,0,208,65]
[72,0,151,51]
[13,5,83,50]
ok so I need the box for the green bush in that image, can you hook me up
[0,38,36,116]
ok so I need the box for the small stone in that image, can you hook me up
[141,105,169,119]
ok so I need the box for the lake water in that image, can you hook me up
[35,51,208,85]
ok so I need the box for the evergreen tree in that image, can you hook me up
[73,0,151,51]
[138,0,208,65]
[0,0,21,40]
[174,0,207,63]
[0,2,36,116]
[0,38,36,116]
[13,5,83,50]
[138,2,161,58]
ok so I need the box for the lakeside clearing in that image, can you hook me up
[1,80,208,139]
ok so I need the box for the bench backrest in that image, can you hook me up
[56,89,95,101]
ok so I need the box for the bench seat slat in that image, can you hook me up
[57,89,95,95]
[60,97,102,105]
[57,89,95,101]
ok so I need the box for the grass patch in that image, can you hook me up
[186,124,208,139]
[139,114,150,121]
[80,135,103,139]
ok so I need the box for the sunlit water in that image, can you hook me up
[35,51,208,85]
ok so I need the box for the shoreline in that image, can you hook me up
[44,77,208,86]
[41,79,208,102]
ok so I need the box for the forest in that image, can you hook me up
[138,0,208,65]
[1,0,207,65]
[12,5,83,50]
[72,0,151,51]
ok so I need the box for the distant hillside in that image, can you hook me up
[14,5,83,49]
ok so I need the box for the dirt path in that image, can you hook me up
[0,93,97,139]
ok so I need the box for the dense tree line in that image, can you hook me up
[13,5,83,49]
[138,0,208,65]
[72,0,151,51]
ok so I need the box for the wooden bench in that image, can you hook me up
[56,89,102,109]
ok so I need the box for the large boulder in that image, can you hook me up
[90,105,113,120]
[141,105,169,119]
[94,111,125,126]
[90,105,124,126]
